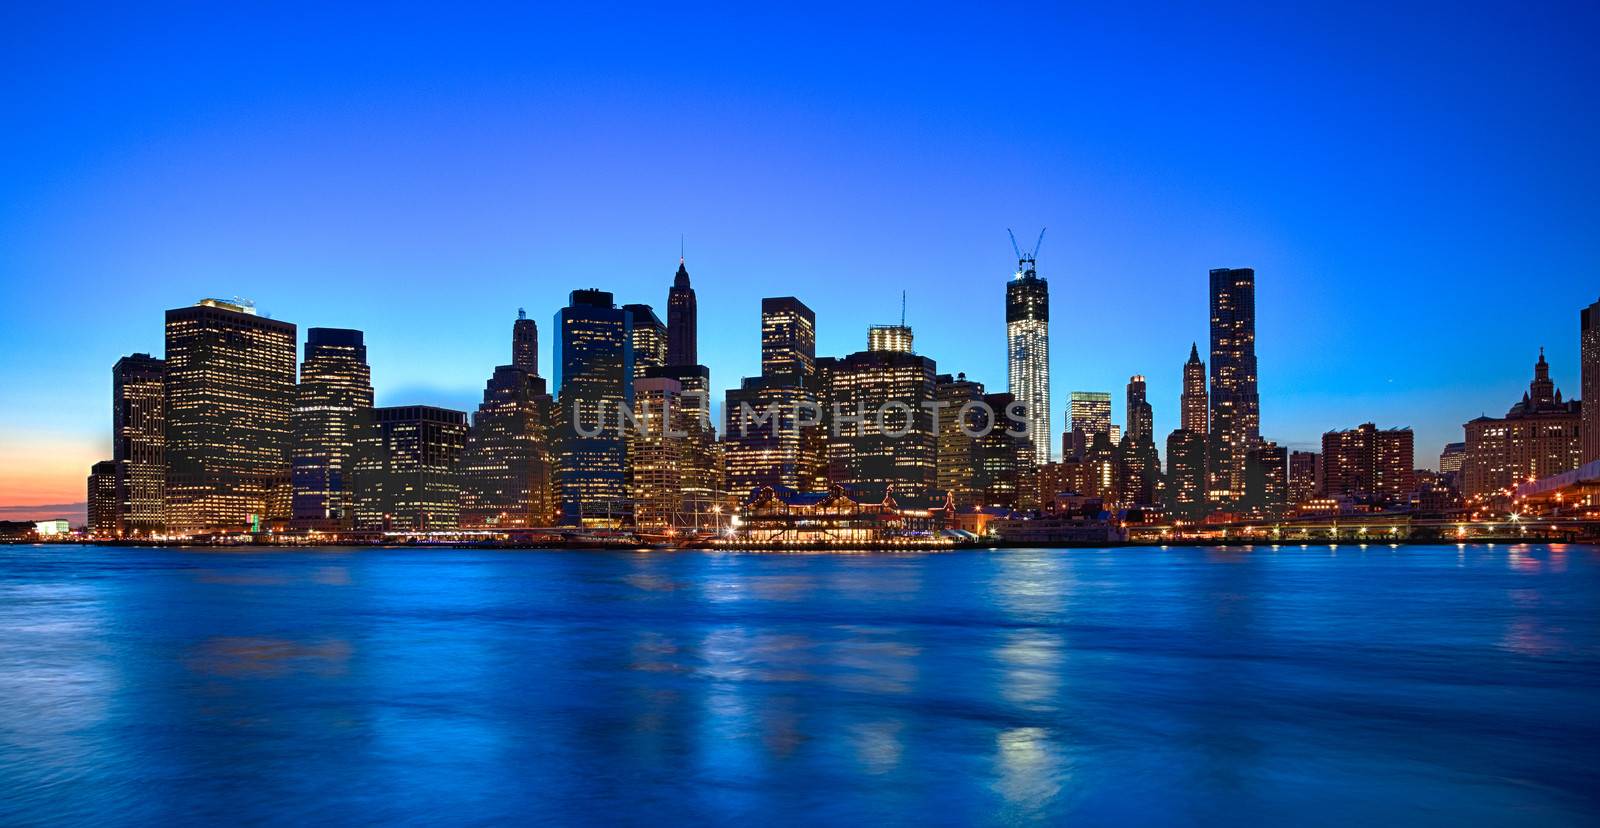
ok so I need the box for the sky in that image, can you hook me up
[2,2,1598,515]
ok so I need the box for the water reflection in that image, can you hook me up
[1,544,1598,824]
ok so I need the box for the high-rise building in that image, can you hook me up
[1461,350,1582,499]
[1244,441,1289,517]
[1164,429,1207,520]
[112,353,165,536]
[1208,268,1260,506]
[351,405,467,530]
[818,332,939,503]
[1067,391,1112,459]
[291,328,373,528]
[1126,375,1153,444]
[624,304,668,377]
[867,324,914,354]
[87,460,118,537]
[723,372,822,498]
[935,373,985,509]
[458,365,555,528]
[164,298,297,534]
[1438,443,1466,475]
[1006,245,1050,464]
[1182,343,1207,434]
[974,392,1032,508]
[553,290,634,525]
[513,308,538,374]
[644,363,720,506]
[761,297,817,377]
[1322,423,1415,505]
[630,376,699,527]
[1583,298,1600,464]
[1288,450,1323,506]
[667,257,697,366]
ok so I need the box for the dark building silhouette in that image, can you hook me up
[667,257,697,367]
[553,290,634,524]
[1208,267,1260,506]
[761,297,816,378]
[1244,441,1288,517]
[291,328,373,528]
[88,460,117,537]
[1165,429,1207,520]
[351,405,467,530]
[1119,375,1160,508]
[164,299,296,533]
[975,392,1032,508]
[512,308,538,374]
[112,353,165,536]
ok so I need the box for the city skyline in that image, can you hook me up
[3,5,1600,513]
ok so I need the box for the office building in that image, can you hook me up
[163,298,297,533]
[1461,350,1582,500]
[818,331,939,503]
[624,303,667,377]
[1006,245,1051,464]
[935,373,985,508]
[667,257,697,366]
[351,405,467,530]
[513,308,538,374]
[1244,440,1289,517]
[1165,429,1207,521]
[761,297,816,377]
[723,373,821,498]
[1208,267,1261,506]
[112,353,166,536]
[630,376,695,527]
[553,290,634,524]
[1182,343,1207,434]
[975,392,1032,508]
[291,328,373,528]
[87,460,117,537]
[1067,391,1112,459]
[459,364,556,528]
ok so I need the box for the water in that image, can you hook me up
[1,544,1597,826]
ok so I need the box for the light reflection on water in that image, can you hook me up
[0,544,1598,825]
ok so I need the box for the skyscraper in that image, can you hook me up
[513,308,538,374]
[624,303,668,377]
[1182,343,1207,434]
[112,353,165,536]
[1120,376,1160,507]
[291,328,373,528]
[164,298,297,534]
[87,460,117,537]
[1006,244,1050,464]
[1067,391,1112,459]
[762,297,816,377]
[667,257,697,367]
[553,290,634,524]
[935,373,985,509]
[351,405,468,530]
[1583,297,1600,464]
[646,363,721,510]
[1126,375,1153,443]
[1164,429,1207,520]
[1208,267,1260,505]
[819,329,939,503]
[867,324,913,354]
[458,364,555,528]
[630,376,697,527]
[1244,441,1289,516]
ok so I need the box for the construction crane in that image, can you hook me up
[1007,228,1046,264]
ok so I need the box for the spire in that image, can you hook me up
[517,307,526,321]
[1188,342,1200,362]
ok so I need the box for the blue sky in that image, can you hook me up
[2,2,1597,506]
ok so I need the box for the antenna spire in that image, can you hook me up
[900,290,906,326]
[679,234,685,263]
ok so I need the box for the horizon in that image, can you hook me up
[3,4,1599,513]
